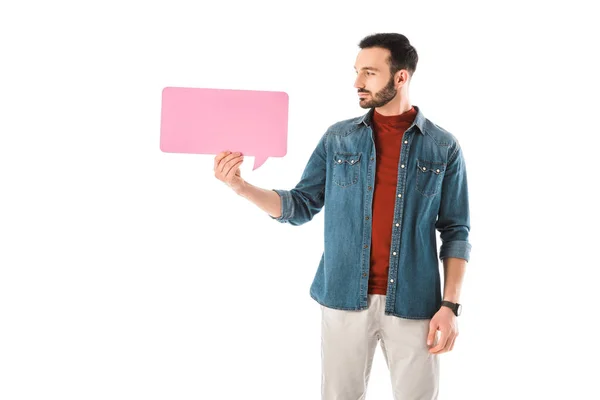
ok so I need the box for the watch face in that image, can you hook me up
[456,304,462,316]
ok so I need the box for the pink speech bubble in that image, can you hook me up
[160,87,288,170]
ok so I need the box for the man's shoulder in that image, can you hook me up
[325,114,365,135]
[421,118,462,148]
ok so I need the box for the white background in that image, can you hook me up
[1,0,599,399]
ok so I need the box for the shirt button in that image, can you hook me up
[390,279,394,283]
[368,186,372,190]
[404,140,408,144]
[351,160,355,164]
[365,216,370,220]
[338,160,342,163]
[396,223,399,227]
[364,244,368,248]
[393,252,397,255]
[401,164,405,168]
[422,167,427,171]
[363,273,367,277]
[370,157,374,161]
[436,169,440,173]
[398,194,402,198]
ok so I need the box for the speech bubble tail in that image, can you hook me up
[252,155,269,170]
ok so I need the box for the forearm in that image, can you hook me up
[442,257,467,303]
[236,180,282,218]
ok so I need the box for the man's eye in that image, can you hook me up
[354,70,374,76]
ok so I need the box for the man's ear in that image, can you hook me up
[396,70,408,87]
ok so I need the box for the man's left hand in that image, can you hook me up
[427,306,458,354]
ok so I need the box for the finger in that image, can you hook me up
[225,159,243,179]
[223,155,243,175]
[448,333,458,352]
[225,160,244,180]
[448,336,456,352]
[219,153,241,174]
[427,323,437,347]
[215,152,231,173]
[429,329,450,354]
[435,331,455,354]
[442,332,456,353]
[214,151,231,171]
[217,154,234,174]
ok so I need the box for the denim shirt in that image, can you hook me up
[270,105,471,319]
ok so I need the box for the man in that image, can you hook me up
[214,33,471,400]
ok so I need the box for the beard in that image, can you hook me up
[358,76,397,109]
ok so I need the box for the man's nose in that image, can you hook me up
[354,75,364,89]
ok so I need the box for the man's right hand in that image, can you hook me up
[214,151,245,194]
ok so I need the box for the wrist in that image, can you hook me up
[233,180,248,196]
[443,297,459,303]
[440,300,462,316]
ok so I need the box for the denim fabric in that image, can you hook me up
[270,106,471,319]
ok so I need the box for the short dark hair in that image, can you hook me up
[358,33,418,78]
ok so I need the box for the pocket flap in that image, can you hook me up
[334,152,362,165]
[416,159,446,174]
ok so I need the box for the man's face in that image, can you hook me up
[354,47,398,109]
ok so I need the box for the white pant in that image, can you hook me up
[320,294,439,400]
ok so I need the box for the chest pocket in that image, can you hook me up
[332,152,361,188]
[416,159,446,197]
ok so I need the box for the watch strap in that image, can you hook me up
[441,300,460,316]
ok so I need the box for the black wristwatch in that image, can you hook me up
[441,301,462,316]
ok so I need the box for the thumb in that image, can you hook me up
[427,321,437,346]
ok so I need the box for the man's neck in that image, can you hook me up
[374,96,412,116]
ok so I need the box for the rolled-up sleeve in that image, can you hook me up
[269,132,328,226]
[435,143,472,261]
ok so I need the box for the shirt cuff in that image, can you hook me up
[268,189,292,223]
[439,240,471,262]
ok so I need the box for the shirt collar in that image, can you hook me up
[354,105,426,135]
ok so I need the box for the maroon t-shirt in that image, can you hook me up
[368,106,417,295]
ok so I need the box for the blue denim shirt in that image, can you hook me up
[270,105,471,319]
